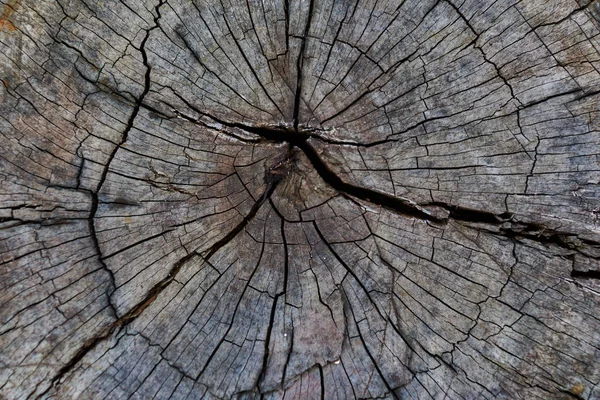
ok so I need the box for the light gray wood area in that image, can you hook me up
[1,0,600,399]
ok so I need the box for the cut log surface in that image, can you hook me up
[2,0,600,398]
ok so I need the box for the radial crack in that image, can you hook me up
[292,0,315,130]
[163,97,600,256]
[34,160,285,397]
[84,0,166,319]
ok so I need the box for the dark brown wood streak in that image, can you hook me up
[1,0,600,399]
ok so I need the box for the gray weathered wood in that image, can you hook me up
[1,0,600,399]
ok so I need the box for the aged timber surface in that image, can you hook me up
[1,0,600,399]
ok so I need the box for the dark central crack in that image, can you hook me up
[232,122,441,222]
[167,96,444,222]
[166,98,600,259]
[166,105,600,266]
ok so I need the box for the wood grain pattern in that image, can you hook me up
[1,0,600,399]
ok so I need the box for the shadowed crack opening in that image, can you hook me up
[169,111,443,222]
[571,270,600,280]
[166,104,600,258]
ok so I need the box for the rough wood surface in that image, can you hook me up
[1,0,600,399]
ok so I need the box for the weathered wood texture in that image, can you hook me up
[2,0,600,398]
